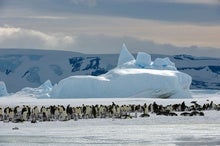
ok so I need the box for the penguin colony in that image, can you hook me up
[0,101,219,123]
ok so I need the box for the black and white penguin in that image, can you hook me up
[0,107,3,121]
[152,102,159,113]
[3,107,10,122]
[181,102,186,111]
[91,105,97,118]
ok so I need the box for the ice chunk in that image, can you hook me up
[16,80,53,98]
[153,57,177,70]
[0,81,8,97]
[117,43,135,67]
[39,80,53,90]
[135,52,152,68]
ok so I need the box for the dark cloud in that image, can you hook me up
[1,0,220,24]
[0,0,5,12]
[1,0,220,57]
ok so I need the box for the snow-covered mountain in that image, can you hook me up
[0,48,219,92]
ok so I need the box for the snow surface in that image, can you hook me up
[0,116,219,145]
[50,44,192,98]
[0,90,220,145]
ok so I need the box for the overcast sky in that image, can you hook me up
[0,0,220,57]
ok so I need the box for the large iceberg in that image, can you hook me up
[50,44,192,98]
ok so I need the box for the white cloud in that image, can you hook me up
[0,25,220,58]
[52,15,220,49]
[0,26,75,50]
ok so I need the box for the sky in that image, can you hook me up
[0,0,220,57]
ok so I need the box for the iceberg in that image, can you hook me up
[0,81,8,97]
[153,57,177,70]
[50,44,192,98]
[135,52,152,68]
[117,43,135,67]
[14,80,53,98]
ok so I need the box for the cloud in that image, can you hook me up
[72,34,220,58]
[1,0,219,25]
[70,0,97,7]
[1,26,220,58]
[0,26,75,50]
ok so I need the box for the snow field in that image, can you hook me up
[0,112,219,145]
[0,90,220,145]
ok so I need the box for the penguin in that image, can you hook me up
[91,105,97,118]
[32,106,39,120]
[3,107,10,122]
[181,102,186,111]
[75,107,82,119]
[82,105,90,119]
[67,105,73,119]
[54,107,60,120]
[152,102,159,113]
[59,110,68,121]
[209,101,214,110]
[8,108,14,121]
[14,106,20,116]
[42,112,47,121]
[49,106,54,115]
[0,107,3,121]
[21,107,28,121]
[82,104,86,117]
[99,105,105,118]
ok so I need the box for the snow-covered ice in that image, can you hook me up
[0,117,219,145]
